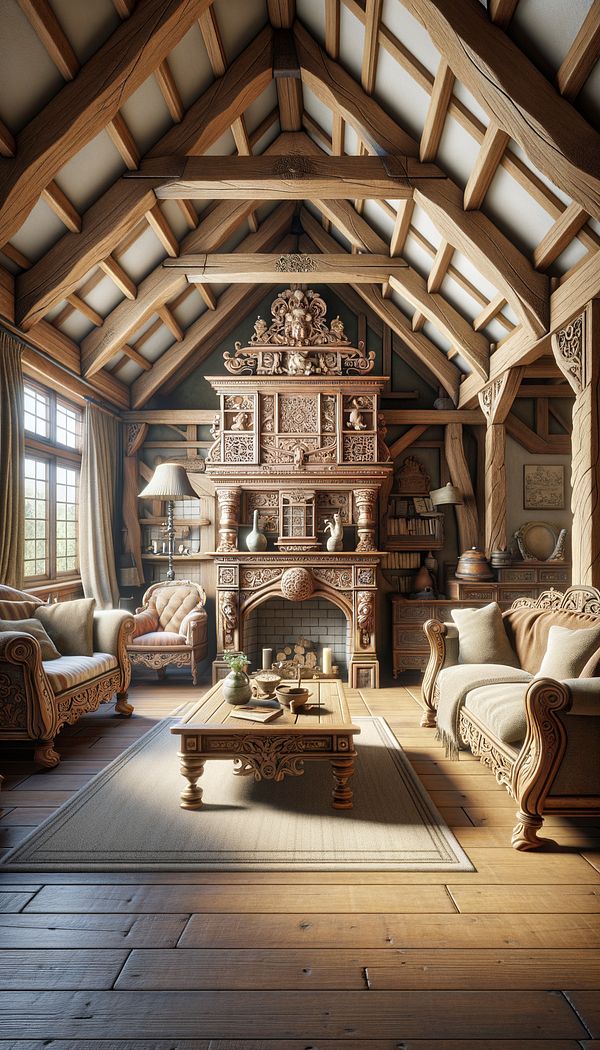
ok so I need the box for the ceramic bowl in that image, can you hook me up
[275,685,310,711]
[253,671,282,697]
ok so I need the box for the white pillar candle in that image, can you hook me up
[322,647,332,674]
[262,647,272,670]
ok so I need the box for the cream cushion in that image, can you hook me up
[43,653,117,694]
[463,682,530,746]
[0,617,61,660]
[130,631,186,647]
[152,586,200,634]
[451,602,519,667]
[35,598,95,657]
[535,623,600,680]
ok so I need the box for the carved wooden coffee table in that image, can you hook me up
[170,679,360,810]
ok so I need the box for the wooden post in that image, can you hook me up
[551,302,600,586]
[444,422,480,552]
[478,368,524,556]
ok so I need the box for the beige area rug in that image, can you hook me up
[2,715,473,872]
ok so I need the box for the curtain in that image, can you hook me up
[79,402,121,609]
[0,330,24,588]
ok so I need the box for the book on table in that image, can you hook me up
[229,706,284,724]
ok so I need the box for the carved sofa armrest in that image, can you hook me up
[184,610,208,648]
[421,620,459,727]
[511,677,600,851]
[0,631,56,742]
[93,610,135,696]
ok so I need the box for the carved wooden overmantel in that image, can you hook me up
[206,288,393,687]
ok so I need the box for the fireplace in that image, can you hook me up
[205,288,393,689]
[243,596,350,678]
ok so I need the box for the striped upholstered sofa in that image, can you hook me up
[0,585,134,768]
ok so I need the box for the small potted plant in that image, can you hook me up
[222,651,252,705]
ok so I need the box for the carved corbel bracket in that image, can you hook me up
[551,314,585,396]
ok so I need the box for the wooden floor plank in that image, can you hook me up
[116,946,600,990]
[0,1042,584,1050]
[0,949,129,989]
[179,911,600,949]
[0,913,189,948]
[0,890,40,913]
[0,808,55,826]
[448,884,600,913]
[0,989,588,1039]
[565,989,600,1036]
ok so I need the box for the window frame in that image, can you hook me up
[23,381,83,585]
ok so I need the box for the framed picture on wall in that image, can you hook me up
[523,464,565,510]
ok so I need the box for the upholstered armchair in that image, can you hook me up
[128,580,208,685]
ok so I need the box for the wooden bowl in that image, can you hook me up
[276,685,310,712]
[253,671,282,697]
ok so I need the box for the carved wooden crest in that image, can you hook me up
[223,288,375,376]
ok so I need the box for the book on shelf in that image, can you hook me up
[229,706,284,724]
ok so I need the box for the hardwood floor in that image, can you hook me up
[0,676,599,1046]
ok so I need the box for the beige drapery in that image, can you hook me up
[79,402,120,609]
[0,330,24,588]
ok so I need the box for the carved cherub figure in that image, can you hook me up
[330,315,345,341]
[349,397,367,430]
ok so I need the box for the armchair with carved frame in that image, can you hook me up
[128,580,208,685]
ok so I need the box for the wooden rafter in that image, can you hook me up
[98,256,136,301]
[107,112,140,170]
[154,60,185,122]
[0,0,214,247]
[164,253,410,283]
[463,123,509,211]
[401,0,600,222]
[533,203,589,270]
[362,0,383,95]
[419,60,454,162]
[18,0,79,80]
[130,154,440,199]
[16,25,274,329]
[556,2,600,102]
[487,0,519,29]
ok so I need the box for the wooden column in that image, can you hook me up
[478,368,524,556]
[551,302,600,586]
[444,422,480,552]
[215,487,241,552]
[354,488,378,551]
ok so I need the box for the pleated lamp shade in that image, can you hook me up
[138,462,197,500]
[429,482,463,507]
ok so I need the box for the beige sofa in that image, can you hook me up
[421,587,600,850]
[0,585,134,768]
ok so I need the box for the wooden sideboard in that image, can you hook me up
[391,562,572,677]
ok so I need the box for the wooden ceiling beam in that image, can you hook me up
[556,1,600,102]
[486,0,519,29]
[419,59,454,162]
[157,304,184,342]
[300,208,461,400]
[145,203,178,257]
[134,154,441,199]
[98,255,136,300]
[107,112,140,170]
[0,0,214,246]
[0,120,15,158]
[267,0,296,28]
[66,292,103,328]
[362,0,383,95]
[274,29,303,132]
[165,253,410,283]
[401,0,600,223]
[427,239,454,294]
[131,216,298,407]
[41,181,81,233]
[154,59,185,122]
[473,292,507,332]
[463,122,509,211]
[15,25,273,329]
[111,0,136,16]
[18,0,79,81]
[81,200,292,377]
[533,202,590,270]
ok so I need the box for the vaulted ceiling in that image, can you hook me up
[1,0,599,411]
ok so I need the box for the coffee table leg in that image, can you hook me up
[179,754,206,809]
[331,754,355,809]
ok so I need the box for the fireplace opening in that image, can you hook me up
[244,597,351,681]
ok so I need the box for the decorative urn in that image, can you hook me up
[455,547,494,581]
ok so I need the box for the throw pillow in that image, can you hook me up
[0,618,61,660]
[535,623,600,680]
[451,602,520,667]
[34,597,95,657]
[0,599,39,620]
[132,607,159,639]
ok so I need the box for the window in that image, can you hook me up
[23,383,83,582]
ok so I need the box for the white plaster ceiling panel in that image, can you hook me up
[382,0,440,77]
[50,0,120,65]
[203,128,237,156]
[160,200,189,243]
[402,233,438,278]
[343,123,360,156]
[54,130,125,213]
[133,321,174,364]
[44,298,68,324]
[0,2,63,132]
[114,359,143,384]
[117,226,168,285]
[421,318,451,354]
[296,0,326,46]
[119,76,172,157]
[253,119,282,155]
[484,164,556,254]
[302,84,333,138]
[439,273,481,324]
[552,237,589,278]
[436,116,481,190]
[0,251,19,275]
[481,317,510,344]
[579,61,600,130]
[374,47,430,142]
[510,0,592,74]
[244,82,278,136]
[507,140,572,209]
[363,199,395,243]
[83,275,125,320]
[9,198,66,262]
[390,286,415,321]
[171,292,207,330]
[409,204,442,251]
[451,80,490,129]
[56,309,93,344]
[450,250,499,303]
[166,23,215,109]
[451,352,471,375]
[339,4,364,83]
[214,0,268,64]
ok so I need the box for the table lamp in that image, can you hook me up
[138,462,197,581]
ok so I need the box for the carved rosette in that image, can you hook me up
[220,590,238,650]
[356,591,375,649]
[354,488,378,552]
[280,567,314,602]
[218,566,238,588]
[216,487,241,552]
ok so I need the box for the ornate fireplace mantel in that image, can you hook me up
[206,289,393,687]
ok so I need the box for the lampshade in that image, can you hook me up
[429,482,463,507]
[138,462,197,500]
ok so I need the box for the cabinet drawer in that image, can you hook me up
[457,586,499,601]
[393,624,428,649]
[499,568,537,583]
[538,567,570,584]
[394,651,429,671]
[392,602,433,622]
[499,587,536,603]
